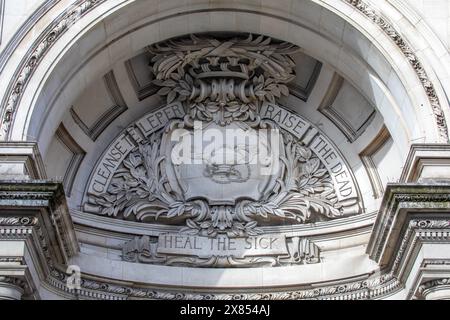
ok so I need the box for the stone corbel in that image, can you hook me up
[0,272,37,300]
[0,181,79,299]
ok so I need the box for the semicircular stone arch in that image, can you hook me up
[0,0,445,146]
[0,0,449,300]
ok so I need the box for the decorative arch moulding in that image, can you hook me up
[0,0,447,142]
[45,267,400,300]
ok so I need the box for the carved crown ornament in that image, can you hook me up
[82,34,362,267]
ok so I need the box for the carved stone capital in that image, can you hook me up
[418,278,450,300]
[0,276,25,300]
[0,180,79,299]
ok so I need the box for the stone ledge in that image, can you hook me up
[367,183,450,299]
[400,144,450,183]
[0,142,46,180]
[367,183,450,267]
[0,180,79,299]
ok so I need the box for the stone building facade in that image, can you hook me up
[0,0,450,300]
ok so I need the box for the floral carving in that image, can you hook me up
[89,124,344,236]
[86,34,356,237]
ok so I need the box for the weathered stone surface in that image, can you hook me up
[0,0,450,300]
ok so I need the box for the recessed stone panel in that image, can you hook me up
[44,124,85,196]
[319,73,376,142]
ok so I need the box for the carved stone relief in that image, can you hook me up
[83,34,362,267]
[121,234,321,267]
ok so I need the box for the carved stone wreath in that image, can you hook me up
[85,34,360,237]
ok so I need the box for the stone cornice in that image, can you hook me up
[0,181,79,266]
[0,181,80,298]
[0,180,65,211]
[41,267,400,300]
[0,142,47,179]
[365,182,450,300]
[367,184,450,266]
[0,216,37,225]
[399,144,450,183]
[390,219,450,281]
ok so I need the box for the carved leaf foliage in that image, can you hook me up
[153,72,192,105]
[245,132,344,223]
[87,34,355,237]
[91,124,345,233]
[91,131,179,219]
